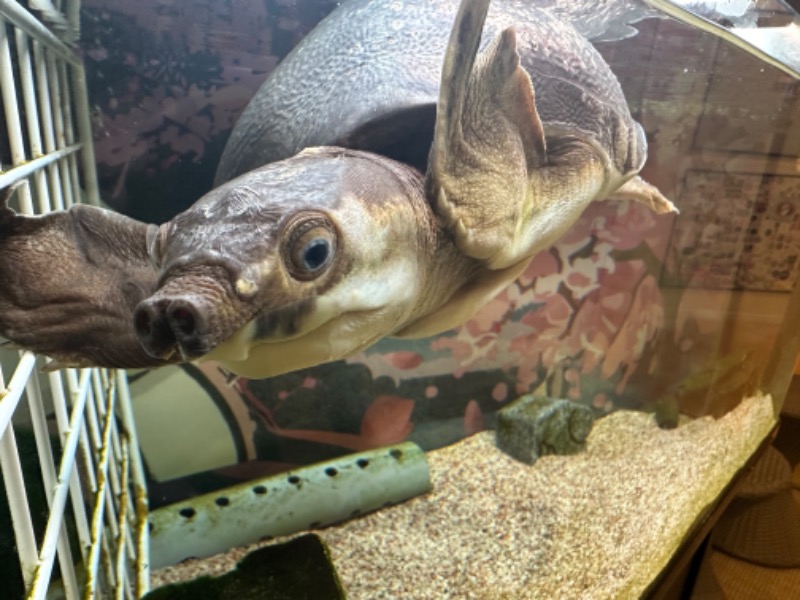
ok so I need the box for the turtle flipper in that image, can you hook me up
[0,193,175,369]
[428,0,673,270]
[427,0,548,270]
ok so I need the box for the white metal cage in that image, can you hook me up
[0,1,150,598]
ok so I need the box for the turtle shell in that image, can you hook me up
[214,0,646,186]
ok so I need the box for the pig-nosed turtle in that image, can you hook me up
[0,0,675,377]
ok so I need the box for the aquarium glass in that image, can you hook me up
[69,0,800,507]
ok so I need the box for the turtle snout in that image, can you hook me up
[134,296,210,360]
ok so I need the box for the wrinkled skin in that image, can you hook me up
[0,0,675,377]
[0,190,161,368]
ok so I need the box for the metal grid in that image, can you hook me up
[0,1,150,598]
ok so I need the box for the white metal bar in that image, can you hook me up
[0,17,26,165]
[52,366,102,600]
[47,52,75,211]
[25,373,81,600]
[70,64,100,205]
[4,171,37,215]
[94,372,120,489]
[0,352,37,439]
[83,372,102,450]
[56,60,77,208]
[117,371,150,598]
[44,51,69,148]
[50,55,74,207]
[99,532,117,598]
[95,385,124,595]
[97,371,123,594]
[15,28,43,157]
[66,151,81,207]
[65,0,80,38]
[103,460,122,542]
[116,428,138,567]
[84,379,117,598]
[0,0,80,65]
[0,17,38,230]
[0,144,81,189]
[32,38,56,152]
[48,368,92,564]
[24,375,57,498]
[27,369,92,600]
[0,423,39,591]
[32,39,66,211]
[63,369,99,497]
[68,156,81,207]
[114,441,131,600]
[14,28,54,214]
[95,374,123,517]
[59,59,77,154]
[82,373,115,589]
[58,59,81,208]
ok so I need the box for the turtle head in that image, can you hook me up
[133,148,432,377]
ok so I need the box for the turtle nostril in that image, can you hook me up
[136,298,210,358]
[133,300,176,359]
[170,306,196,336]
[166,301,209,353]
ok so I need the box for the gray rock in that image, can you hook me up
[496,396,594,464]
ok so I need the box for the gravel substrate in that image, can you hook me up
[151,393,776,599]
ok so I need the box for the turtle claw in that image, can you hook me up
[613,175,679,215]
[42,358,91,372]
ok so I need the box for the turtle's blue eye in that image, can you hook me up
[303,238,331,271]
[285,214,338,280]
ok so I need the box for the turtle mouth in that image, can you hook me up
[132,266,254,362]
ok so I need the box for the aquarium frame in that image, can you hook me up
[0,1,149,598]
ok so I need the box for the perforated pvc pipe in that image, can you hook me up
[149,442,432,569]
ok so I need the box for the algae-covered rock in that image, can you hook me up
[496,396,594,464]
[143,534,344,600]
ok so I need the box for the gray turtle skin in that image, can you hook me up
[0,0,675,377]
[216,0,646,185]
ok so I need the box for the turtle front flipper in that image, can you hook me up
[428,0,674,271]
[427,0,548,270]
[0,188,175,369]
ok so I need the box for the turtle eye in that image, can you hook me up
[285,215,337,280]
[300,238,331,271]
